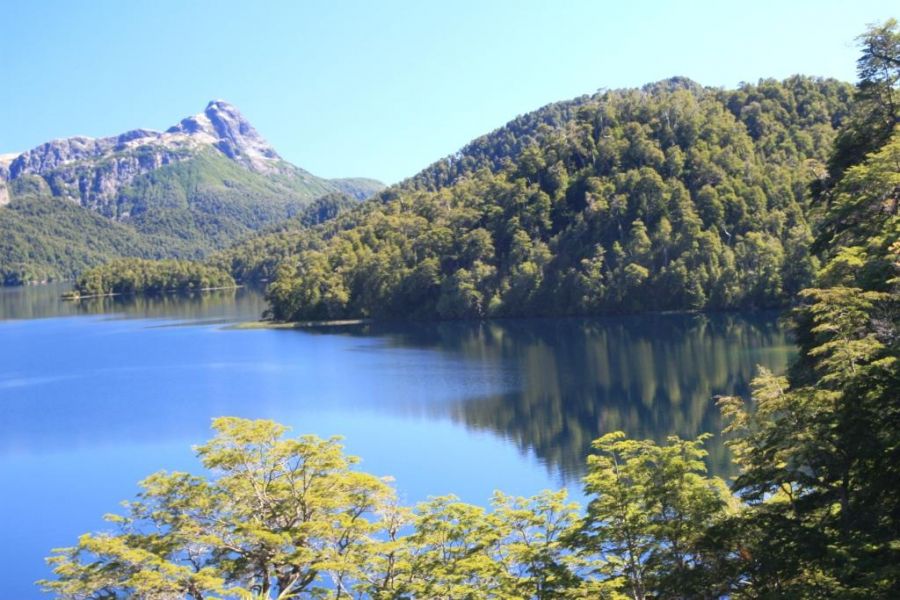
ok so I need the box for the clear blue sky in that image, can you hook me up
[0,0,895,183]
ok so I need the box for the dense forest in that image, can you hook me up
[41,20,899,599]
[240,74,856,320]
[0,193,357,290]
[70,258,235,297]
[208,193,360,283]
[0,182,173,285]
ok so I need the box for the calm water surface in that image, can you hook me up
[0,284,794,597]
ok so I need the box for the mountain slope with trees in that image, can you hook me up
[255,75,853,320]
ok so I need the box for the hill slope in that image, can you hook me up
[237,76,854,320]
[0,101,384,283]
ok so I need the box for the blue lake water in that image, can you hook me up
[0,284,793,597]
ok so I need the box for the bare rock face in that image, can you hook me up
[167,100,281,171]
[0,157,12,206]
[0,101,289,214]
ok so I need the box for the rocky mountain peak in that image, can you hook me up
[167,100,280,168]
[0,101,382,215]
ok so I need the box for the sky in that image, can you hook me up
[0,0,895,184]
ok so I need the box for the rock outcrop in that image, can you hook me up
[167,100,282,172]
[0,156,12,206]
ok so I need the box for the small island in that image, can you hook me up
[63,258,236,299]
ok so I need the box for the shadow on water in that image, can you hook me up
[301,313,794,480]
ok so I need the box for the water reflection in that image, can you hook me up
[312,315,793,479]
[0,284,792,480]
[0,282,267,321]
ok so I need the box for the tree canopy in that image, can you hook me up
[239,76,853,321]
[71,258,235,297]
[42,418,735,600]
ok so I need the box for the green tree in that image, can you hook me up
[718,25,899,593]
[41,418,397,599]
[828,19,899,180]
[576,432,733,600]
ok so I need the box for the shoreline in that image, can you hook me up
[61,285,243,301]
[229,318,371,330]
[229,305,789,331]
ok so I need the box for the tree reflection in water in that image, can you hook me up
[322,313,793,481]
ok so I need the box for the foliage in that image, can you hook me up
[114,151,334,246]
[717,20,900,598]
[72,258,235,297]
[208,193,361,285]
[42,419,731,600]
[42,418,397,599]
[253,76,851,321]
[826,18,899,181]
[576,433,735,600]
[0,190,173,284]
[717,141,899,597]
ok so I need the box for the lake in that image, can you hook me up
[0,284,793,597]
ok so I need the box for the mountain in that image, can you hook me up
[0,101,384,284]
[237,76,855,320]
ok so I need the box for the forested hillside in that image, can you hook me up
[255,75,853,320]
[0,191,161,285]
[208,192,361,283]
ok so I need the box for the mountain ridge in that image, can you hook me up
[0,100,382,214]
[0,100,384,283]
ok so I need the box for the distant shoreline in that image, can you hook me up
[229,305,789,331]
[230,318,370,330]
[61,285,243,301]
